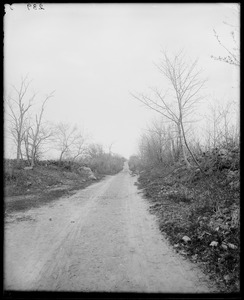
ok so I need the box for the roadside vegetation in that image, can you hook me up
[4,152,125,215]
[129,21,240,293]
[129,144,239,292]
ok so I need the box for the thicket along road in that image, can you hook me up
[4,163,216,292]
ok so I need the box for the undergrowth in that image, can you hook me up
[136,148,240,293]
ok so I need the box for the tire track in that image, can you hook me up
[5,165,217,292]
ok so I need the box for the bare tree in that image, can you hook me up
[28,92,54,167]
[22,123,32,164]
[131,50,206,171]
[23,121,54,165]
[220,102,239,147]
[204,100,239,149]
[6,76,35,166]
[54,123,86,164]
[87,143,104,159]
[138,117,180,167]
[108,141,116,155]
[204,102,223,150]
[145,120,167,164]
[69,134,86,162]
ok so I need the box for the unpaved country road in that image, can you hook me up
[4,163,216,293]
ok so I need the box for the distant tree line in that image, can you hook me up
[5,76,125,175]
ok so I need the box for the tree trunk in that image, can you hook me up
[177,122,191,168]
[20,147,23,161]
[16,138,21,166]
[59,151,65,165]
[30,140,36,168]
[180,120,206,174]
[170,139,175,162]
[24,138,31,165]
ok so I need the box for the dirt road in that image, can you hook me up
[4,163,216,292]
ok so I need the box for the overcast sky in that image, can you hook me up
[4,3,239,159]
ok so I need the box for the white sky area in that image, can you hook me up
[4,3,240,159]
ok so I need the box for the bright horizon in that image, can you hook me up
[4,3,240,159]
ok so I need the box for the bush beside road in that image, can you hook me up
[131,146,240,293]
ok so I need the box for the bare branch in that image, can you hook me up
[130,92,176,123]
[132,50,206,170]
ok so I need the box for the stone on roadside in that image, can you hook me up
[191,254,198,261]
[24,166,33,170]
[227,243,237,250]
[224,274,231,282]
[221,243,228,250]
[218,148,229,156]
[179,250,188,255]
[78,166,93,175]
[182,236,191,243]
[209,241,218,247]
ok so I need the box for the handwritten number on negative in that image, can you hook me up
[27,3,45,10]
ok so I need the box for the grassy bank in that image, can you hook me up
[135,149,240,293]
[4,160,106,215]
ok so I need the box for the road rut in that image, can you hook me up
[4,165,216,292]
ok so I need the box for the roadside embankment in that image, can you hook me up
[4,160,104,214]
[135,147,240,292]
